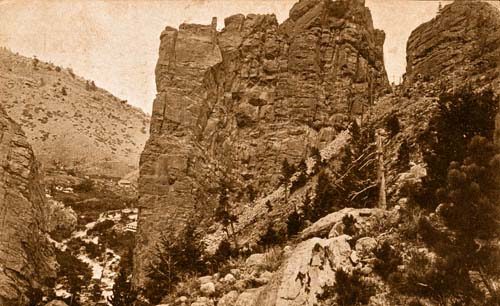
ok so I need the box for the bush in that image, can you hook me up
[290,159,307,193]
[286,210,303,237]
[319,269,376,305]
[208,239,236,271]
[258,224,282,249]
[74,178,94,193]
[108,248,137,306]
[373,241,402,280]
[144,222,207,303]
[342,214,357,236]
[386,114,401,137]
[55,249,92,303]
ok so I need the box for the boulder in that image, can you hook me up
[191,296,214,306]
[198,275,213,285]
[217,290,239,306]
[235,288,264,306]
[257,235,353,306]
[300,207,384,240]
[45,301,69,306]
[200,282,216,296]
[355,237,378,257]
[223,273,236,284]
[245,253,266,268]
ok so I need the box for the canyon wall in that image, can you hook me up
[0,106,55,305]
[404,0,500,143]
[135,0,389,287]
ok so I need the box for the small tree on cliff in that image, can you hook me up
[215,178,239,250]
[280,158,296,203]
[108,247,137,306]
[144,222,207,303]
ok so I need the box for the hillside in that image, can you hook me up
[0,47,150,177]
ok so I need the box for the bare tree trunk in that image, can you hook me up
[376,129,387,209]
[229,221,239,251]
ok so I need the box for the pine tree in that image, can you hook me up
[280,159,296,203]
[434,136,500,301]
[144,221,207,303]
[108,248,137,306]
[214,178,238,249]
[419,88,498,209]
[259,223,281,249]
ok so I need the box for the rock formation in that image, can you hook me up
[404,0,500,142]
[136,0,390,287]
[0,106,55,305]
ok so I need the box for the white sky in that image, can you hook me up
[0,0,498,114]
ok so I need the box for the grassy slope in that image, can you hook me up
[0,47,150,178]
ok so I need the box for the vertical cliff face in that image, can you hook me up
[0,106,55,305]
[404,0,500,142]
[135,0,389,287]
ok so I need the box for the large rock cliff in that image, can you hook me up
[0,106,55,305]
[404,0,500,142]
[136,0,389,287]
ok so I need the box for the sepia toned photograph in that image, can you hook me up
[0,0,499,305]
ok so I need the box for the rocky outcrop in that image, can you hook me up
[404,1,500,142]
[136,0,390,287]
[0,106,55,305]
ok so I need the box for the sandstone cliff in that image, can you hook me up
[136,0,390,287]
[0,106,55,305]
[0,48,150,177]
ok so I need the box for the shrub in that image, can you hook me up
[144,222,207,303]
[373,241,402,280]
[258,223,281,249]
[260,247,284,272]
[386,114,401,137]
[397,140,411,171]
[342,214,357,236]
[74,178,94,193]
[290,159,307,193]
[108,248,137,306]
[55,249,92,303]
[208,239,236,271]
[88,219,115,236]
[319,269,376,305]
[286,210,303,237]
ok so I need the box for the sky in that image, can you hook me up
[0,0,498,114]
